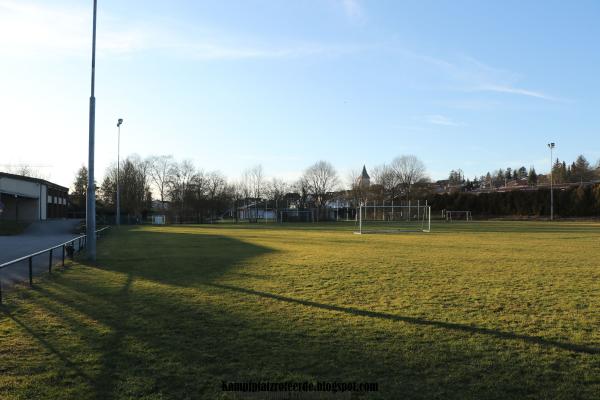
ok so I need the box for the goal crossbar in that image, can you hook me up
[355,205,431,234]
[278,210,315,223]
[444,210,472,222]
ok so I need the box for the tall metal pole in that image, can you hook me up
[548,142,555,221]
[86,0,98,261]
[116,119,122,225]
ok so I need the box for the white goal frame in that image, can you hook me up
[151,215,166,225]
[278,209,315,223]
[444,210,472,222]
[354,205,431,234]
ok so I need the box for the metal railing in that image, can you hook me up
[0,226,110,304]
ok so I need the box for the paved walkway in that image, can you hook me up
[0,219,84,287]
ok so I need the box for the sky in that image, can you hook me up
[1,0,599,188]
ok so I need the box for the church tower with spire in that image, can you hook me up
[357,165,371,188]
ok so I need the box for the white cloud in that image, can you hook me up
[171,42,358,61]
[0,0,361,60]
[399,50,562,102]
[474,84,559,101]
[425,115,463,127]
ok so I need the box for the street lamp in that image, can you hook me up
[86,0,98,261]
[547,142,556,221]
[116,118,123,225]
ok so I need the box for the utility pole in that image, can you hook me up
[86,0,98,261]
[548,142,555,221]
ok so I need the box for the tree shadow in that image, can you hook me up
[2,309,95,385]
[206,282,599,355]
[98,228,275,287]
[431,221,600,234]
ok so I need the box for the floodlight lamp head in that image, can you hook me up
[117,118,123,127]
[548,142,555,149]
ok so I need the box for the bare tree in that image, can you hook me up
[189,170,208,222]
[247,165,265,200]
[230,180,247,222]
[168,160,197,221]
[99,155,152,219]
[6,164,48,179]
[266,177,289,212]
[148,155,175,206]
[244,165,265,221]
[303,161,339,219]
[347,169,368,206]
[372,163,402,204]
[293,176,310,209]
[266,178,288,201]
[206,171,228,220]
[390,155,427,201]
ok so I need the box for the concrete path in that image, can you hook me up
[0,219,84,288]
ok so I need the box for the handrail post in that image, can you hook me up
[29,257,33,286]
[49,249,53,273]
[62,245,65,267]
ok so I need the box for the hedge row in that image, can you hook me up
[427,184,600,217]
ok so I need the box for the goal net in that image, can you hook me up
[443,210,472,222]
[355,205,431,234]
[278,209,315,223]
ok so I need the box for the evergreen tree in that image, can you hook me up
[571,154,592,182]
[495,169,505,187]
[485,172,492,188]
[528,167,538,186]
[552,159,567,183]
[71,166,88,211]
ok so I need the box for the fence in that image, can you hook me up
[0,226,110,304]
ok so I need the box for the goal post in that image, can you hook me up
[354,204,431,234]
[278,209,315,223]
[443,210,472,222]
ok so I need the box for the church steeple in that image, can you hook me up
[361,165,370,180]
[357,165,370,188]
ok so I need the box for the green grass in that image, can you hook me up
[0,221,599,399]
[0,220,28,235]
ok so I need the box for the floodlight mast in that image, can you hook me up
[547,142,555,221]
[86,0,98,261]
[116,118,123,225]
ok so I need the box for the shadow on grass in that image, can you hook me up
[206,283,600,355]
[101,228,275,287]
[3,309,95,384]
[429,221,600,235]
[1,227,597,399]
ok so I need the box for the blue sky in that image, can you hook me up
[1,0,599,188]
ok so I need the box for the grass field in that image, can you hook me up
[0,221,599,399]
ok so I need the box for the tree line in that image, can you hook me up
[69,154,431,222]
[446,154,599,191]
[66,152,600,221]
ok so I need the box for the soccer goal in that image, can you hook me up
[278,209,315,223]
[151,215,166,225]
[354,204,431,234]
[444,210,472,222]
